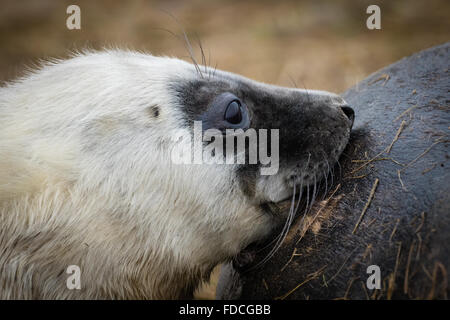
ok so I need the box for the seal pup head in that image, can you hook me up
[170,60,354,272]
[171,68,354,204]
[0,50,353,298]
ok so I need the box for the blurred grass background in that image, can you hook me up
[0,0,448,299]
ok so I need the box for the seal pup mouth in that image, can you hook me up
[233,177,317,272]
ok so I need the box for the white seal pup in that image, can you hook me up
[0,50,354,299]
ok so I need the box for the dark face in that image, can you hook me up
[169,69,354,205]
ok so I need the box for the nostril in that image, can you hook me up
[341,106,355,123]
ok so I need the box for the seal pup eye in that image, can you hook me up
[224,100,242,124]
[200,92,250,132]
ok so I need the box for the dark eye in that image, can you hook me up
[224,100,242,124]
[200,92,249,132]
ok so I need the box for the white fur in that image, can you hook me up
[0,51,273,299]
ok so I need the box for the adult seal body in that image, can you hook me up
[217,43,450,300]
[0,50,353,299]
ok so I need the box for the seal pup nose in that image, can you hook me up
[340,105,355,127]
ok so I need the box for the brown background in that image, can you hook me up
[0,0,448,298]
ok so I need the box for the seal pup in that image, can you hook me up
[0,50,353,299]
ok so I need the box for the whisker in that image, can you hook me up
[322,169,329,199]
[247,180,300,271]
[196,36,208,76]
[304,183,310,217]
[207,47,212,80]
[160,10,204,79]
[301,79,311,104]
[244,147,337,271]
[336,158,343,181]
[294,180,304,214]
[212,61,218,78]
[309,174,317,213]
[329,161,335,188]
[183,30,203,78]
